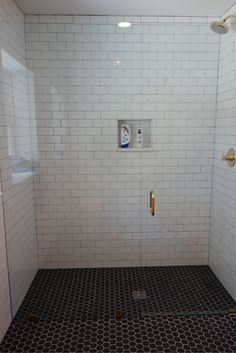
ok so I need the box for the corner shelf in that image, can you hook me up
[118,119,152,150]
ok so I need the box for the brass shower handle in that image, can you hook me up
[222,154,235,161]
[150,191,155,216]
[221,148,236,167]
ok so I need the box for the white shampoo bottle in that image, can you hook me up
[136,128,143,148]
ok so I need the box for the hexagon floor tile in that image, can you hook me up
[0,265,236,352]
[14,266,236,321]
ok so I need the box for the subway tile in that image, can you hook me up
[23,14,221,271]
[0,0,38,338]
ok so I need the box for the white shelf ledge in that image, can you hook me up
[117,147,153,152]
[12,172,33,185]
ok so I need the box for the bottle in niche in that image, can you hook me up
[120,124,131,148]
[136,128,143,148]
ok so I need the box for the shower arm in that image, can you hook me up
[223,14,236,22]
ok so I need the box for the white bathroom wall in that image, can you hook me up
[25,15,220,268]
[209,5,236,300]
[0,0,38,315]
[0,0,17,339]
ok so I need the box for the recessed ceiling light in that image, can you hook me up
[118,21,131,28]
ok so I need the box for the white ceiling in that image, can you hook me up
[14,0,236,17]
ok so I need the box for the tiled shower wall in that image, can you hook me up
[209,5,236,300]
[0,0,17,339]
[25,15,219,268]
[0,0,38,317]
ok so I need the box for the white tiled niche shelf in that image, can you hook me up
[118,119,152,151]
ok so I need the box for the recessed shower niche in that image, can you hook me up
[118,119,152,151]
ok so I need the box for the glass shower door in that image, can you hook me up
[81,21,144,268]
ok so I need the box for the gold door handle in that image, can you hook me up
[150,191,155,216]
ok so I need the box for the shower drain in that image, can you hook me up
[141,309,234,317]
[132,290,148,300]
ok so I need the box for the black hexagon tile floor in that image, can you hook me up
[1,265,236,353]
[13,266,236,321]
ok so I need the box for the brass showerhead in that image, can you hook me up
[210,20,229,34]
[210,14,236,34]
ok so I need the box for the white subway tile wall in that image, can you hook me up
[0,0,16,339]
[209,4,236,301]
[25,15,220,269]
[0,0,38,317]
